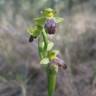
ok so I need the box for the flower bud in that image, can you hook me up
[44,19,56,34]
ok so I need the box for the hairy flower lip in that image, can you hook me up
[51,56,67,70]
[44,19,56,34]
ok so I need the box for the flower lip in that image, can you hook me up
[29,35,37,42]
[51,54,67,70]
[44,19,56,34]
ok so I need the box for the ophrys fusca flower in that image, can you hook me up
[44,19,56,34]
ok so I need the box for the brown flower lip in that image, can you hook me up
[51,56,67,70]
[29,35,37,42]
[44,19,56,34]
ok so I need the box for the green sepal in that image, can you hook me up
[34,17,46,26]
[48,50,59,60]
[27,26,41,37]
[27,26,34,35]
[54,17,64,23]
[40,58,50,65]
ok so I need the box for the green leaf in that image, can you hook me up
[40,58,49,65]
[47,41,54,51]
[54,17,64,23]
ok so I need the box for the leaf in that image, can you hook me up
[47,41,54,51]
[40,58,49,65]
[54,17,64,23]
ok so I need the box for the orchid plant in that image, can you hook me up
[27,8,67,96]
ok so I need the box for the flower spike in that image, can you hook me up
[26,8,66,96]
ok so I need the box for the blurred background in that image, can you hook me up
[0,0,96,96]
